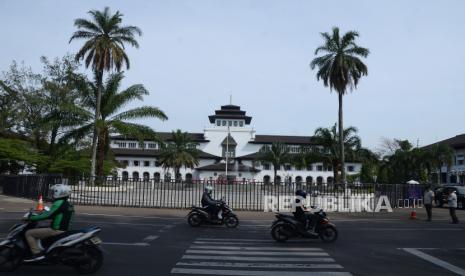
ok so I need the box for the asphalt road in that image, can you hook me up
[1,206,465,275]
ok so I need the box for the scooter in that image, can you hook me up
[0,209,103,274]
[271,207,338,243]
[187,198,239,228]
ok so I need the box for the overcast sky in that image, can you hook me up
[1,0,464,150]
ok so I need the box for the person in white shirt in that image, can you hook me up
[447,190,459,224]
[423,187,434,221]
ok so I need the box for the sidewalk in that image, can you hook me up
[0,194,461,221]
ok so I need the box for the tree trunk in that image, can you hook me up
[90,70,103,184]
[48,126,59,156]
[338,92,346,189]
[274,167,278,185]
[96,127,107,179]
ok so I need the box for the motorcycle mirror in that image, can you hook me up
[44,206,50,212]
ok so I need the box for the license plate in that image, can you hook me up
[90,237,102,245]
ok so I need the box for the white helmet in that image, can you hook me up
[50,184,72,199]
[204,186,213,194]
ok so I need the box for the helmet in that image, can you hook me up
[204,186,213,194]
[49,184,72,199]
[295,189,307,199]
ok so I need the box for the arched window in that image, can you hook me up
[275,175,281,184]
[122,171,129,181]
[306,176,313,185]
[296,176,303,184]
[185,173,193,183]
[176,173,182,182]
[316,176,323,185]
[327,176,334,185]
[143,172,150,182]
[154,172,160,183]
[263,175,271,184]
[132,171,139,181]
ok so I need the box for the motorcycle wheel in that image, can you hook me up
[0,246,22,272]
[319,226,338,243]
[271,224,289,242]
[187,213,202,227]
[74,245,103,274]
[224,215,239,228]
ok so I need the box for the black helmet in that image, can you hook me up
[295,189,307,199]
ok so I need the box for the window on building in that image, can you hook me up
[327,165,333,171]
[121,160,129,166]
[228,121,232,127]
[239,121,244,127]
[284,164,292,171]
[263,163,271,170]
[222,120,226,126]
[317,165,323,171]
[117,142,127,148]
[234,121,238,127]
[144,161,150,167]
[457,155,464,165]
[306,165,313,171]
[128,142,137,148]
[133,160,139,166]
[347,165,354,172]
[148,143,156,149]
[217,120,221,126]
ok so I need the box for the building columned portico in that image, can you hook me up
[110,104,362,183]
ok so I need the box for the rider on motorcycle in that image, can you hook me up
[201,186,222,220]
[24,184,75,261]
[293,189,316,233]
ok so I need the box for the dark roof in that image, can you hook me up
[250,135,316,145]
[423,134,465,150]
[111,148,219,159]
[111,132,208,142]
[221,134,237,146]
[237,152,261,160]
[196,163,261,172]
[208,105,252,124]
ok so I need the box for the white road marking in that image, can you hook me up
[102,242,150,246]
[193,241,273,245]
[77,220,167,227]
[358,228,463,231]
[190,245,323,251]
[80,212,182,220]
[401,248,465,275]
[181,255,335,262]
[143,235,159,242]
[185,250,328,256]
[197,238,272,242]
[171,268,352,275]
[176,261,343,269]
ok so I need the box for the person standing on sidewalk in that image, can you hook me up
[447,190,459,224]
[423,187,434,221]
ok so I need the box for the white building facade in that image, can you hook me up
[110,104,362,184]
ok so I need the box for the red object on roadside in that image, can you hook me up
[410,210,417,219]
[36,195,44,212]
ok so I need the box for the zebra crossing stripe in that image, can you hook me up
[171,268,352,276]
[186,249,328,256]
[196,238,271,242]
[193,241,272,245]
[190,245,323,251]
[181,255,335,262]
[176,261,344,269]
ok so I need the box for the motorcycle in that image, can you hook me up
[271,207,338,243]
[0,209,103,274]
[187,198,239,228]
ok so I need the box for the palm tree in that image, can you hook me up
[158,130,200,182]
[257,142,290,184]
[60,72,167,177]
[425,143,453,184]
[313,124,361,185]
[310,27,369,187]
[70,7,142,180]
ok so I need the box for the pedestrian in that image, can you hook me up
[447,190,459,224]
[423,187,434,221]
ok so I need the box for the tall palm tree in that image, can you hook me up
[158,130,200,182]
[60,72,167,177]
[70,7,142,180]
[313,124,361,184]
[310,27,369,187]
[257,142,290,184]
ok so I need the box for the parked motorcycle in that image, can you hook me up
[271,207,338,243]
[0,209,103,274]
[187,198,239,228]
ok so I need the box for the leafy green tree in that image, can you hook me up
[423,143,454,184]
[158,130,200,182]
[310,27,369,187]
[70,6,142,180]
[60,72,167,178]
[0,138,45,174]
[257,142,290,184]
[313,124,361,184]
